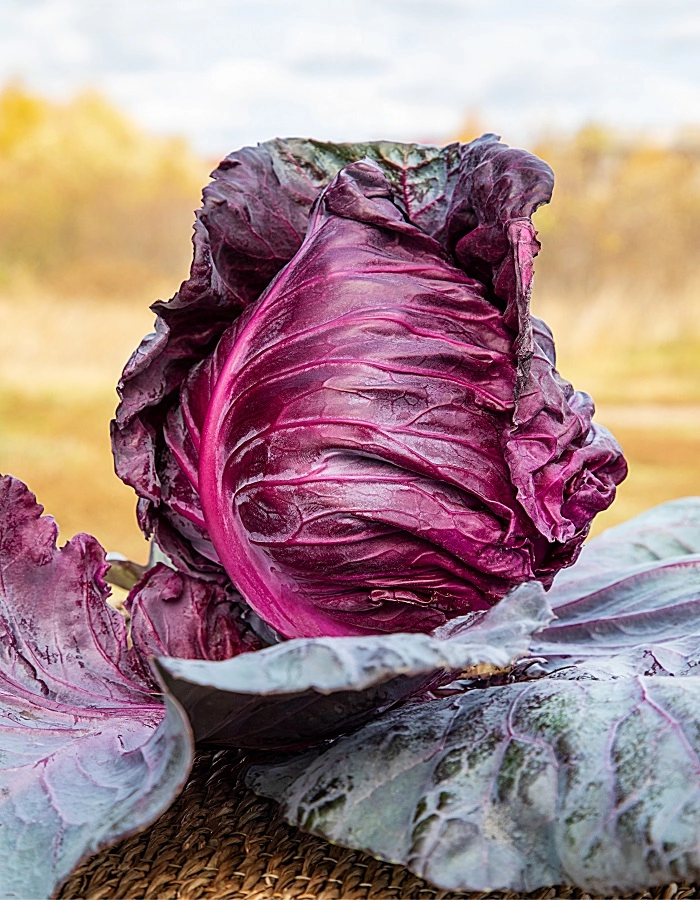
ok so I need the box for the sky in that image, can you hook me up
[2,0,700,155]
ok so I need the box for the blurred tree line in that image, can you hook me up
[2,85,700,318]
[532,125,700,303]
[0,84,205,299]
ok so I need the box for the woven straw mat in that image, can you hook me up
[58,750,700,900]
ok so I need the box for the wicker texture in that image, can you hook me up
[58,750,699,900]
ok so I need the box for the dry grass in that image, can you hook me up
[0,292,155,561]
[533,288,700,405]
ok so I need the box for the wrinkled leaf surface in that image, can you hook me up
[0,476,194,899]
[249,673,700,894]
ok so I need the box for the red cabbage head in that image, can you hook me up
[112,136,627,638]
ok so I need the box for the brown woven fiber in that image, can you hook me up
[58,750,699,900]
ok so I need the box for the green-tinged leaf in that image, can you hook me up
[248,673,700,894]
[247,499,700,893]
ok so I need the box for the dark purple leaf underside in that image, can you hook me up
[126,562,261,665]
[153,582,551,750]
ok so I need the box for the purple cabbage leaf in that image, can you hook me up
[0,475,247,899]
[247,500,700,894]
[532,496,700,676]
[112,136,626,638]
[111,138,466,578]
[151,580,551,750]
[126,562,262,662]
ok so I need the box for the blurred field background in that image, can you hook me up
[1,85,699,563]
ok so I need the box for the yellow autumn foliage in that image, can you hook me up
[0,84,206,298]
[533,125,700,300]
[525,127,700,406]
[453,122,700,348]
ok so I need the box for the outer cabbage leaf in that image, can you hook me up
[0,476,194,900]
[153,582,551,750]
[532,497,700,676]
[194,158,624,637]
[247,500,700,893]
[533,556,700,677]
[249,674,700,894]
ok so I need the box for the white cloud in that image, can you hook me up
[1,0,699,153]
